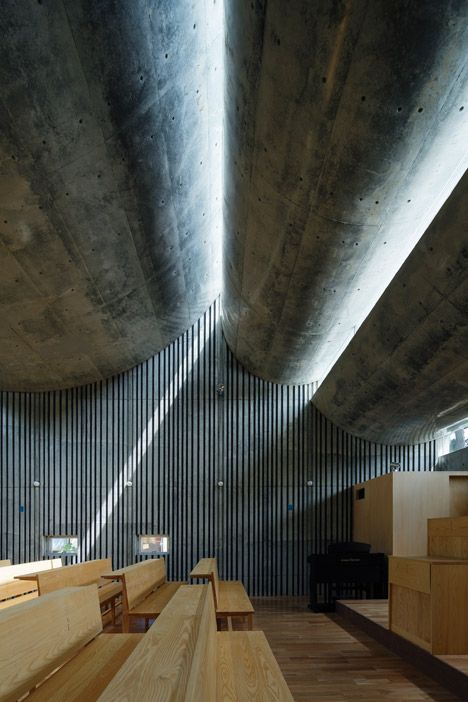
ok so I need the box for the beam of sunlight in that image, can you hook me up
[82,315,215,561]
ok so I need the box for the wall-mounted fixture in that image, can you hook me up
[389,462,400,472]
[217,480,224,487]
[307,480,314,487]
[33,480,40,488]
[125,480,133,488]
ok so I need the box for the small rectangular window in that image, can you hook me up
[44,535,79,557]
[137,534,170,556]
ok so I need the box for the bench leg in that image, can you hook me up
[247,613,253,630]
[122,612,130,633]
[227,616,233,631]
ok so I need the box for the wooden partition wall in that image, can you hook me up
[0,300,436,595]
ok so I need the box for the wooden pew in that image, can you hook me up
[35,558,122,624]
[0,558,62,609]
[0,560,10,567]
[102,558,183,632]
[0,591,37,611]
[97,584,293,701]
[190,557,254,629]
[0,585,142,702]
[0,558,61,585]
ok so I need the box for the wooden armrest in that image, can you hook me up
[189,558,216,579]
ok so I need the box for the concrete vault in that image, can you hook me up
[0,0,467,443]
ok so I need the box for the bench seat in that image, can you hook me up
[97,584,292,701]
[1,558,62,605]
[29,633,143,701]
[190,557,254,629]
[0,591,37,610]
[0,579,37,601]
[217,580,254,619]
[36,559,122,624]
[103,558,182,632]
[0,585,139,702]
[217,631,293,700]
[128,581,182,618]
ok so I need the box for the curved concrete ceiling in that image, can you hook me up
[0,1,222,391]
[313,171,468,445]
[223,0,468,385]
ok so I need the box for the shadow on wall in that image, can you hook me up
[0,301,436,595]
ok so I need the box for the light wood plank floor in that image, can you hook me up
[251,597,461,701]
[105,597,461,701]
[340,599,468,679]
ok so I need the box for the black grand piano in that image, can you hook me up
[308,541,387,612]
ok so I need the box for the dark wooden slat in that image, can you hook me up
[0,301,435,594]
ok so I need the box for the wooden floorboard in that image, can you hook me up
[105,596,462,701]
[337,598,468,700]
[336,600,468,677]
[251,597,462,701]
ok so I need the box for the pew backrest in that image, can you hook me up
[0,558,61,585]
[211,561,220,609]
[0,585,101,702]
[36,558,112,595]
[115,559,166,610]
[190,558,219,608]
[0,560,10,567]
[97,585,216,702]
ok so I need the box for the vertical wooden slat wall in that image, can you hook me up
[0,300,436,595]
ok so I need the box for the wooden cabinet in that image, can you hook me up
[390,517,468,654]
[389,556,468,654]
[353,472,468,556]
[428,515,468,559]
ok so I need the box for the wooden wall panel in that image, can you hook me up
[0,300,436,595]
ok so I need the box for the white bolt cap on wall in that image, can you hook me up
[33,480,40,487]
[217,480,224,487]
[125,480,133,487]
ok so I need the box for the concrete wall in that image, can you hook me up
[436,447,468,472]
[0,301,436,595]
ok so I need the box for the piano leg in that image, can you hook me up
[308,579,319,611]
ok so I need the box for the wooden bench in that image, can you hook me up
[102,557,183,632]
[0,560,10,567]
[34,558,122,624]
[0,558,62,609]
[190,557,254,629]
[0,585,142,702]
[97,584,293,701]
